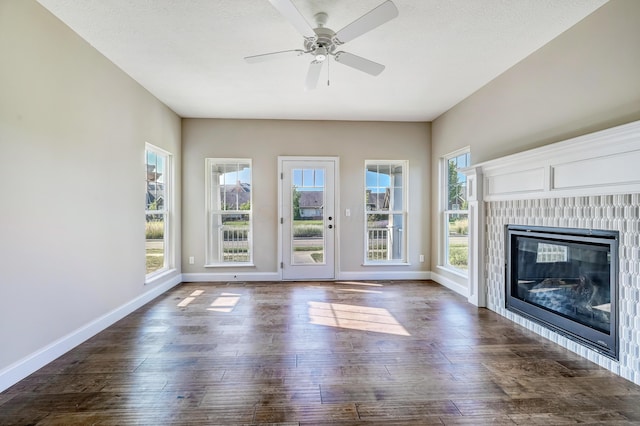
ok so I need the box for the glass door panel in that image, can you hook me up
[281,159,335,280]
[291,168,325,265]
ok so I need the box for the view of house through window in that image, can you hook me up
[365,161,408,263]
[205,159,252,265]
[291,168,326,264]
[145,145,171,277]
[443,150,470,272]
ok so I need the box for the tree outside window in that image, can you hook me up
[444,151,470,272]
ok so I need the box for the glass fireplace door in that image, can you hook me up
[505,225,619,359]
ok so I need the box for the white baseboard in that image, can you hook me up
[183,271,432,283]
[430,271,469,298]
[181,272,281,282]
[336,271,431,281]
[0,273,182,393]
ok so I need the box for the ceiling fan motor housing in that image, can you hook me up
[305,26,337,59]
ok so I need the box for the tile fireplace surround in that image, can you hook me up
[462,120,640,385]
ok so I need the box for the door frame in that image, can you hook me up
[278,156,340,280]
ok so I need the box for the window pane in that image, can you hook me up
[314,169,324,187]
[145,145,170,278]
[364,161,407,263]
[208,213,251,263]
[145,213,165,274]
[366,190,383,211]
[389,213,405,260]
[293,169,302,186]
[146,153,165,211]
[377,164,392,183]
[389,175,403,211]
[367,213,388,261]
[392,164,403,186]
[447,212,469,270]
[302,169,314,187]
[206,159,252,264]
[365,213,406,261]
[443,151,470,273]
[447,153,469,210]
[220,214,250,262]
[218,162,250,211]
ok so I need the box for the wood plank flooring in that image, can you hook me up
[2,280,640,425]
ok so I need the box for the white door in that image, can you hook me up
[281,158,336,280]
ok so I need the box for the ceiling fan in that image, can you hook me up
[244,0,399,90]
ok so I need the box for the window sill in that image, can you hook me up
[363,261,410,266]
[204,263,255,268]
[436,264,468,278]
[145,268,177,285]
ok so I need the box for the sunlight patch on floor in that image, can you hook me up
[334,281,384,287]
[176,290,240,312]
[177,290,205,307]
[308,301,410,336]
[207,293,241,313]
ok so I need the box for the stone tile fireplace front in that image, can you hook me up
[462,120,640,385]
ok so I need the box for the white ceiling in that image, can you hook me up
[37,0,608,121]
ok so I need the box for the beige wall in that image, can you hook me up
[0,0,181,375]
[430,0,640,285]
[182,119,431,277]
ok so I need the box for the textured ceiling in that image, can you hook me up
[37,0,608,121]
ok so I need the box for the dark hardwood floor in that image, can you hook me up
[2,280,640,425]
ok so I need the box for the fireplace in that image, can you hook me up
[505,225,619,359]
[459,121,640,383]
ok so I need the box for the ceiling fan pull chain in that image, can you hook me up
[327,56,330,86]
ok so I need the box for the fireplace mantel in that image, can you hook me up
[462,120,640,308]
[467,120,640,202]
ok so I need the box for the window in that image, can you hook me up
[442,150,470,273]
[145,144,172,278]
[535,242,569,263]
[365,161,408,263]
[205,159,252,265]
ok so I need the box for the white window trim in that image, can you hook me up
[145,143,174,282]
[204,158,254,267]
[363,160,409,266]
[440,147,470,275]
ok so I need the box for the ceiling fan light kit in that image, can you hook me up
[244,0,399,90]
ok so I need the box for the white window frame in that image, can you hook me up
[145,143,173,281]
[441,148,470,275]
[364,160,409,265]
[205,158,253,267]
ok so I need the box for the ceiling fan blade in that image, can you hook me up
[334,51,385,76]
[269,0,317,40]
[334,0,398,44]
[305,61,324,91]
[244,49,305,63]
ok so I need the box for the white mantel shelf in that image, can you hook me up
[466,120,640,202]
